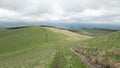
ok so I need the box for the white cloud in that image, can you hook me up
[0,0,120,24]
[81,9,105,17]
[0,8,22,18]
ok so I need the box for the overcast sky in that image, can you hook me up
[0,0,120,24]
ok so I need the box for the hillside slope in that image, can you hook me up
[0,27,91,68]
[77,28,117,37]
[0,27,65,56]
[75,31,120,68]
[83,31,120,49]
[44,27,92,40]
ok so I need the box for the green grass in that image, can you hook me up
[81,31,120,49]
[76,31,120,67]
[61,49,87,68]
[2,26,119,68]
[0,27,90,68]
[49,40,88,68]
[0,27,65,59]
[77,28,116,37]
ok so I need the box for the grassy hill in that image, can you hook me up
[76,28,117,37]
[0,27,65,56]
[1,26,119,68]
[76,31,120,68]
[83,31,120,49]
[0,26,91,68]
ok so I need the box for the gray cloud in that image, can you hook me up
[0,0,120,24]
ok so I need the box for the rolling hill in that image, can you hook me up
[0,26,120,68]
[76,28,117,37]
[0,27,65,56]
[75,31,120,68]
[0,26,91,68]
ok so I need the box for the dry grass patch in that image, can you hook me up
[44,27,92,41]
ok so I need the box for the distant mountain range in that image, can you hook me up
[0,21,120,30]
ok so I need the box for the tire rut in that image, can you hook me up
[71,48,103,68]
[54,52,62,68]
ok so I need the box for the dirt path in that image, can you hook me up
[54,52,62,68]
[70,48,103,68]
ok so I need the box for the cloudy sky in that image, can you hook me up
[0,0,120,24]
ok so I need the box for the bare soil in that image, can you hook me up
[55,52,62,68]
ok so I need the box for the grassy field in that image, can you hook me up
[76,28,117,37]
[0,26,120,68]
[0,27,91,68]
[75,31,120,68]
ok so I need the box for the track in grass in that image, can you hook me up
[54,52,62,68]
[71,48,103,68]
